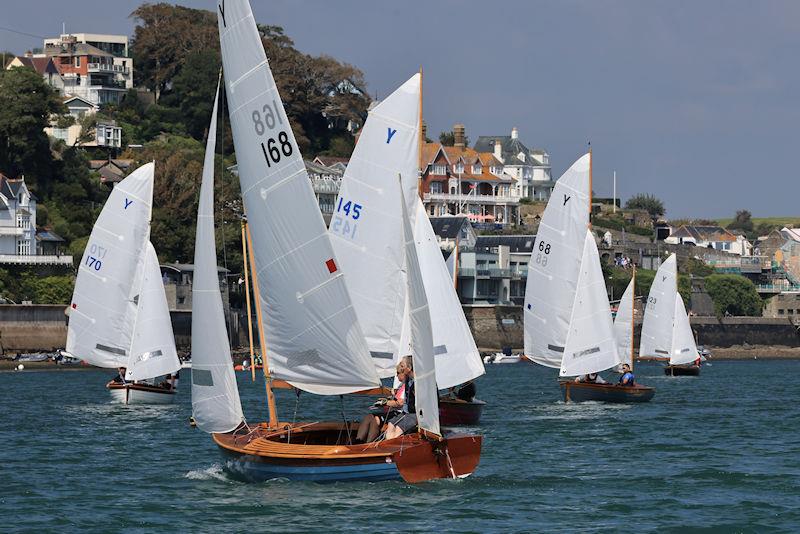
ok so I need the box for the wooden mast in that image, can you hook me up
[630,265,636,372]
[245,222,278,428]
[241,221,257,383]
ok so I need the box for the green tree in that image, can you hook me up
[704,274,762,317]
[726,209,754,235]
[0,67,67,182]
[439,131,455,146]
[161,49,221,140]
[19,274,74,304]
[625,193,665,219]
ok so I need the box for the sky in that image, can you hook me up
[1,0,798,219]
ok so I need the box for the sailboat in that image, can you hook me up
[329,72,485,425]
[66,162,181,404]
[197,0,481,483]
[640,254,701,376]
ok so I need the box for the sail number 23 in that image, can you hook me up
[252,100,293,168]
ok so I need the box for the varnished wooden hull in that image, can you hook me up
[439,398,485,426]
[212,421,481,483]
[665,365,701,376]
[560,381,655,403]
[106,381,177,405]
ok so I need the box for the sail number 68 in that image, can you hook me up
[535,240,551,266]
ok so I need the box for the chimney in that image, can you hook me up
[453,123,466,149]
[493,139,503,162]
[511,127,519,140]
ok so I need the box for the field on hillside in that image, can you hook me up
[715,217,800,228]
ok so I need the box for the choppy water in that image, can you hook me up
[2,360,799,533]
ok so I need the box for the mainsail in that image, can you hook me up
[670,293,699,365]
[413,198,484,389]
[191,81,244,433]
[559,230,622,377]
[218,0,379,394]
[613,276,636,369]
[523,154,591,367]
[66,162,154,369]
[639,253,677,358]
[401,189,440,436]
[125,241,181,381]
[330,73,421,377]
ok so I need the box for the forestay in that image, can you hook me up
[413,198,484,389]
[330,74,421,377]
[191,81,244,433]
[401,189,440,436]
[639,253,677,358]
[613,277,636,369]
[66,162,154,368]
[524,154,591,368]
[218,0,379,394]
[670,294,699,365]
[125,242,181,381]
[560,230,622,377]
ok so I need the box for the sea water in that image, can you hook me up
[1,360,799,532]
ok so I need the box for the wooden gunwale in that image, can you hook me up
[106,381,176,394]
[270,380,391,396]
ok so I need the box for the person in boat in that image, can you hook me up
[355,361,407,443]
[619,364,635,386]
[693,357,701,367]
[111,367,128,384]
[384,356,417,440]
[453,381,477,402]
[575,373,607,384]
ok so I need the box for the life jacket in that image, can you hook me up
[620,372,635,386]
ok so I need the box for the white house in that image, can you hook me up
[665,225,753,256]
[46,95,122,148]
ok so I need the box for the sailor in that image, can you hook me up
[619,364,635,386]
[112,367,128,384]
[576,373,607,384]
[355,361,407,443]
[384,356,417,440]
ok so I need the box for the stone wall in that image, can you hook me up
[0,304,68,353]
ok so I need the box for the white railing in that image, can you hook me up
[0,227,26,236]
[424,193,520,204]
[0,254,74,266]
[87,62,114,73]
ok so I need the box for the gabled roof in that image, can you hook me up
[671,225,736,242]
[10,56,59,75]
[47,42,112,58]
[0,173,30,201]
[429,216,471,240]
[35,229,65,242]
[63,95,96,109]
[781,227,800,243]
[304,159,343,177]
[313,156,349,168]
[420,142,448,167]
[475,235,536,253]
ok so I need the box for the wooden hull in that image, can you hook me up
[560,381,655,403]
[439,398,485,426]
[106,382,177,405]
[213,421,481,483]
[665,365,701,376]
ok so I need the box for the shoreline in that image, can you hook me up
[479,346,800,361]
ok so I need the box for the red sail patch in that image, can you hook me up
[325,258,337,274]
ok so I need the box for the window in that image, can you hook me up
[429,181,442,194]
[454,163,464,174]
[472,164,482,174]
[789,309,794,315]
[75,56,81,67]
[433,164,446,175]
[16,240,30,255]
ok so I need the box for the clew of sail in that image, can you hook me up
[191,80,244,433]
[613,276,636,369]
[413,198,484,389]
[670,293,699,365]
[66,162,154,368]
[559,230,622,377]
[523,154,591,368]
[125,242,181,381]
[639,253,677,358]
[218,0,379,394]
[330,74,420,377]
[401,187,440,436]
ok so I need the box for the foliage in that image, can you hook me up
[592,213,653,238]
[625,193,665,219]
[704,274,763,317]
[726,209,754,234]
[438,130,469,147]
[0,269,74,304]
[160,49,221,140]
[0,67,68,183]
[683,257,715,277]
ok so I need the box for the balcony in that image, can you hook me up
[0,254,73,266]
[0,227,26,236]
[423,192,520,205]
[489,268,511,278]
[88,63,129,75]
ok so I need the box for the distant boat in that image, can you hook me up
[640,254,701,376]
[66,162,181,404]
[330,72,485,425]
[192,0,481,483]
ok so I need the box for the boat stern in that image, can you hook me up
[392,433,482,483]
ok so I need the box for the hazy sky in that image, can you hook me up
[2,1,798,219]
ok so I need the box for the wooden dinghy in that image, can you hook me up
[664,364,701,376]
[213,422,481,483]
[560,381,655,403]
[439,398,486,426]
[107,380,177,405]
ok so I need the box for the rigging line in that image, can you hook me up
[0,26,46,40]
[216,81,234,350]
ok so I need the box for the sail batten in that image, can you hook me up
[219,0,379,395]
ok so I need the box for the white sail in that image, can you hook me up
[670,293,699,365]
[413,198,484,389]
[218,0,379,394]
[330,73,421,377]
[125,242,181,381]
[559,230,622,377]
[613,277,636,369]
[191,82,244,433]
[523,154,591,367]
[639,253,677,359]
[66,162,154,368]
[401,189,439,436]
[444,246,458,285]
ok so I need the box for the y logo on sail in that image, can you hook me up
[386,128,397,144]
